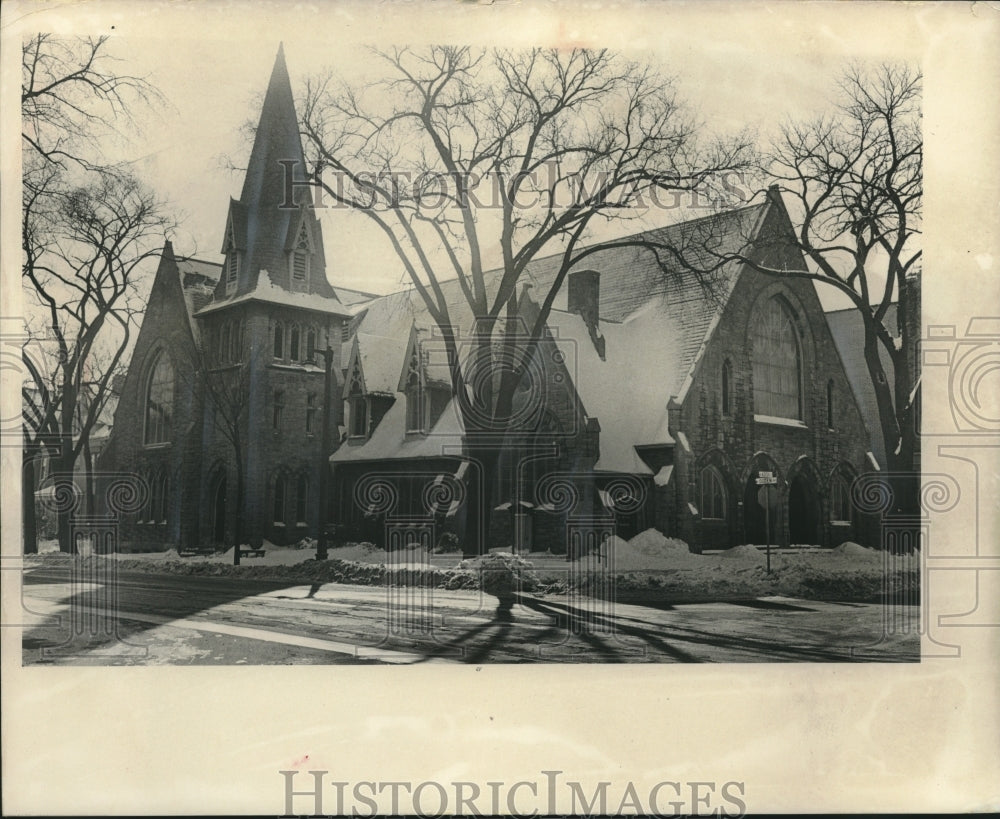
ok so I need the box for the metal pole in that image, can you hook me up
[317,345,334,561]
[765,488,771,574]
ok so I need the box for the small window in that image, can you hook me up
[700,466,727,520]
[273,323,284,359]
[220,323,231,364]
[406,386,427,433]
[296,474,308,524]
[292,251,308,280]
[273,474,286,524]
[148,471,161,524]
[830,473,852,523]
[290,327,300,361]
[230,321,243,363]
[291,222,310,282]
[225,251,239,294]
[306,329,316,363]
[305,393,316,434]
[139,470,152,522]
[350,397,368,438]
[826,380,835,429]
[158,473,169,523]
[722,359,733,416]
[273,390,285,429]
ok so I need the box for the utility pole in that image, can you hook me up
[316,345,335,560]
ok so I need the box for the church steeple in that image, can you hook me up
[215,44,337,302]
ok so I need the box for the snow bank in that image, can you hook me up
[833,541,881,560]
[720,544,767,563]
[575,528,697,570]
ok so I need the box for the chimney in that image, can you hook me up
[567,269,605,359]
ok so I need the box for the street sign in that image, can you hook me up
[754,474,777,574]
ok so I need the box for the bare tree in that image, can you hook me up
[300,46,753,553]
[23,169,172,552]
[182,333,254,566]
[21,34,171,553]
[22,33,161,171]
[700,64,921,496]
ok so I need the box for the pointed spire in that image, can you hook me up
[213,45,339,303]
[239,43,305,207]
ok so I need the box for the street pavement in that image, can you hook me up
[19,565,920,665]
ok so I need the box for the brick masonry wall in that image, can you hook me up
[669,266,871,550]
[233,303,345,547]
[99,251,206,551]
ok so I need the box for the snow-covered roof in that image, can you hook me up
[326,200,782,476]
[825,304,898,465]
[330,395,465,463]
[546,301,681,474]
[353,333,409,396]
[176,256,222,346]
[194,274,353,317]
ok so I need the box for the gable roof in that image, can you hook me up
[329,198,792,474]
[330,395,466,464]
[825,303,898,465]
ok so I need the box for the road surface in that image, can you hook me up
[19,564,920,665]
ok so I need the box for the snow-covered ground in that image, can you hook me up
[29,529,917,603]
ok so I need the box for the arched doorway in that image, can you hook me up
[743,474,779,545]
[788,473,820,545]
[212,476,227,544]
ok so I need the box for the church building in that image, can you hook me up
[101,47,880,555]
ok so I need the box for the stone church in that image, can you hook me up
[101,47,880,555]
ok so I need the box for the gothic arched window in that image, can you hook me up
[157,472,169,523]
[752,297,802,419]
[721,359,733,417]
[306,328,316,363]
[219,323,231,364]
[289,326,300,361]
[404,344,427,434]
[700,466,727,520]
[273,323,284,359]
[273,474,286,524]
[830,471,853,523]
[144,352,174,445]
[296,474,308,524]
[230,320,243,363]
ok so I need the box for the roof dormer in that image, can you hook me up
[218,202,247,298]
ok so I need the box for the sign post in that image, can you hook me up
[755,471,778,573]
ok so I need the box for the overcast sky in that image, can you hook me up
[95,14,874,304]
[9,1,929,307]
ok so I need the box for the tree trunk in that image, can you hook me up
[22,452,38,554]
[462,440,500,558]
[860,312,919,524]
[233,452,244,566]
[83,435,95,517]
[57,376,76,553]
[861,322,901,463]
